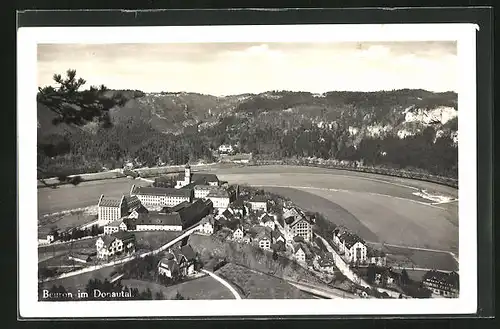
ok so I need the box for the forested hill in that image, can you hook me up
[37,89,458,179]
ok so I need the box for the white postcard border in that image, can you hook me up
[18,23,477,318]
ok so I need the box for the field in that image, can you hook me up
[122,276,236,300]
[38,164,459,267]
[215,263,311,299]
[38,178,150,215]
[38,212,97,236]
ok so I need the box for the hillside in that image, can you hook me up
[37,89,458,179]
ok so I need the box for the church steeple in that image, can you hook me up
[184,164,191,184]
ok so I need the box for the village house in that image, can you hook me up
[175,165,220,188]
[127,204,149,219]
[272,230,285,244]
[197,216,215,235]
[227,199,247,217]
[254,228,272,251]
[218,144,234,154]
[248,195,268,212]
[259,213,276,230]
[166,244,198,277]
[367,248,387,266]
[232,227,244,241]
[95,232,136,260]
[333,227,368,264]
[422,270,459,298]
[294,246,306,264]
[317,254,336,274]
[130,185,193,211]
[216,209,234,221]
[103,219,128,235]
[157,253,179,278]
[193,185,220,199]
[283,207,313,243]
[206,189,230,212]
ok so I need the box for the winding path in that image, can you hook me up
[201,269,242,300]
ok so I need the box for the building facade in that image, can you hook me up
[175,165,220,188]
[422,270,459,298]
[96,232,135,260]
[130,185,192,210]
[104,220,128,235]
[97,195,129,226]
[283,208,313,243]
[333,227,368,264]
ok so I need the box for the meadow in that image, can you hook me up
[215,263,311,299]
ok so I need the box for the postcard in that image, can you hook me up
[18,22,478,318]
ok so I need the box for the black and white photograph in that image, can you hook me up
[18,22,480,318]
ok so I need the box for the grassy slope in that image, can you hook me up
[215,263,311,299]
[122,276,235,300]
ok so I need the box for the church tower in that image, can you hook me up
[184,164,191,185]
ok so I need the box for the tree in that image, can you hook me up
[401,269,410,285]
[366,264,376,284]
[37,69,127,183]
[38,69,126,127]
[154,290,165,300]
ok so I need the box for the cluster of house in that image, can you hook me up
[332,226,387,266]
[193,196,333,269]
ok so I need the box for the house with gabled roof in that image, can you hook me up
[294,246,306,264]
[95,232,136,260]
[248,195,268,212]
[206,189,230,212]
[422,270,459,298]
[367,248,387,266]
[157,253,179,278]
[104,219,128,235]
[228,199,247,217]
[197,216,215,235]
[332,227,367,264]
[283,207,313,242]
[232,226,244,241]
[259,213,276,230]
[168,244,197,276]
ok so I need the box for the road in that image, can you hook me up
[201,269,242,300]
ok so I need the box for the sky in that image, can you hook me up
[37,42,457,95]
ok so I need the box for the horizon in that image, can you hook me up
[38,42,457,95]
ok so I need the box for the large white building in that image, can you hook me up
[175,165,220,189]
[97,194,142,226]
[97,195,125,226]
[283,207,313,242]
[332,227,368,264]
[130,185,193,210]
[248,195,268,212]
